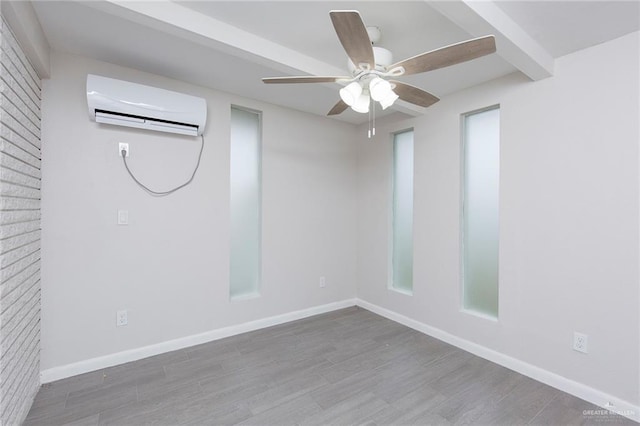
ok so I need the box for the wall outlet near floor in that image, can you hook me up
[116,310,128,327]
[319,276,326,288]
[573,332,588,353]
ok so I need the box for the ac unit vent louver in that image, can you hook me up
[87,74,207,136]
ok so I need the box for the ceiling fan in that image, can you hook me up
[262,10,496,116]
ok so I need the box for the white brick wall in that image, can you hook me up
[0,15,41,426]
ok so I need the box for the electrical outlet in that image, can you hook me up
[119,142,129,157]
[116,310,128,327]
[319,276,326,288]
[573,332,588,353]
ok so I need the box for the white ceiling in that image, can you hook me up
[495,0,640,58]
[30,1,639,124]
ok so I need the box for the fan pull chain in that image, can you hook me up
[367,97,376,139]
[367,99,372,138]
[371,99,376,136]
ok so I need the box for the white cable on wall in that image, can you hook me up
[121,134,204,196]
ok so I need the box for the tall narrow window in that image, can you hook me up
[230,107,261,299]
[391,129,414,294]
[462,106,500,317]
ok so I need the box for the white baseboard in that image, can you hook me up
[356,298,640,423]
[40,298,357,384]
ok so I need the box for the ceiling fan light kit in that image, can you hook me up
[262,10,497,122]
[340,76,396,113]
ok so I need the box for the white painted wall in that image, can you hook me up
[39,30,639,414]
[40,52,358,371]
[357,32,639,406]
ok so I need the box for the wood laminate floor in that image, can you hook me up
[25,307,635,425]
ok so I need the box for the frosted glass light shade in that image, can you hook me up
[339,82,362,106]
[379,91,399,110]
[352,92,370,113]
[369,77,392,101]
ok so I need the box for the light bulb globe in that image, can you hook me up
[339,82,362,106]
[379,91,399,110]
[369,77,392,102]
[352,92,370,114]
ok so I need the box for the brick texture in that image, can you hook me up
[0,15,42,426]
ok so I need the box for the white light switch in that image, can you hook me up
[117,210,129,225]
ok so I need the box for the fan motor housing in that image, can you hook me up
[348,46,393,74]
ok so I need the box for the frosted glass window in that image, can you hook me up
[391,130,414,294]
[462,107,500,317]
[230,107,261,299]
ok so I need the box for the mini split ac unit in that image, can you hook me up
[86,74,207,136]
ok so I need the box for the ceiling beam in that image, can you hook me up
[2,0,50,78]
[391,101,431,117]
[427,0,554,81]
[81,0,347,79]
[80,0,425,119]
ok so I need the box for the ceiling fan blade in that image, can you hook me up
[327,100,349,116]
[330,10,375,69]
[391,81,440,108]
[262,76,348,84]
[389,35,496,76]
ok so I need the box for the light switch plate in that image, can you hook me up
[117,210,129,225]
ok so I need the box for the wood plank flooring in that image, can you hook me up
[24,307,635,425]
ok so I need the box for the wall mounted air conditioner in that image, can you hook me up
[86,74,207,136]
